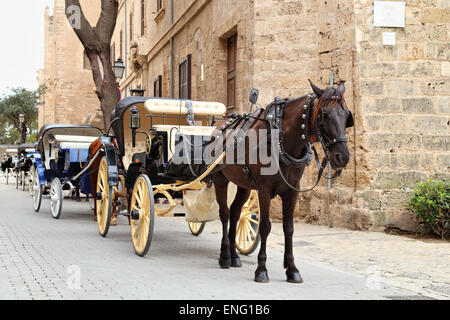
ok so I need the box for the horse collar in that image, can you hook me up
[265,96,313,168]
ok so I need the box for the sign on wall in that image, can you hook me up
[373,1,406,28]
[382,32,396,46]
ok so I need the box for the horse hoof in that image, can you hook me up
[286,271,303,283]
[231,257,241,268]
[219,257,231,269]
[254,271,269,283]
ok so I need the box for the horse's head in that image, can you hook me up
[309,80,354,171]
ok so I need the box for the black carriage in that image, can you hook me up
[31,124,103,219]
[1,149,17,185]
[93,97,261,257]
[16,145,37,192]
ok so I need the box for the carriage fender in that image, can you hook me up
[32,153,46,186]
[100,136,119,187]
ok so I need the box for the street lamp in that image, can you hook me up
[19,113,25,144]
[113,58,126,81]
[130,88,146,96]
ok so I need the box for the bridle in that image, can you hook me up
[315,97,354,160]
[265,93,354,192]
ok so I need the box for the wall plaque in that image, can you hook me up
[373,1,405,28]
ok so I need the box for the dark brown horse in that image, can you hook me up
[212,80,354,283]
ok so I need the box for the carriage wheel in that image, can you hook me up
[188,222,206,236]
[50,178,63,219]
[32,169,42,212]
[96,157,113,237]
[5,168,9,185]
[236,190,261,255]
[130,174,155,257]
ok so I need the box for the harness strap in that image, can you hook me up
[274,144,329,193]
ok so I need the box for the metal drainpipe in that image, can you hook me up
[124,0,128,97]
[170,0,174,98]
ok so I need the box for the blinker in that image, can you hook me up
[346,111,354,128]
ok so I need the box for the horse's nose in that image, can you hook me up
[334,152,349,167]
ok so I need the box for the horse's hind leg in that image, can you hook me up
[228,187,251,267]
[255,191,271,283]
[281,189,303,283]
[213,173,231,269]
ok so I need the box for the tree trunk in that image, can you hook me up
[65,0,119,130]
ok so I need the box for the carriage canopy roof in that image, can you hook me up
[111,97,226,157]
[36,124,102,154]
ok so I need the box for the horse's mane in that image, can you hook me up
[312,87,348,127]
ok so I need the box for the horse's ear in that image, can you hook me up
[337,82,345,95]
[308,79,324,98]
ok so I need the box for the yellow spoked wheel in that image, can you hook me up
[96,157,112,237]
[188,222,206,236]
[130,174,155,257]
[236,190,261,255]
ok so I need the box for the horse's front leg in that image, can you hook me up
[255,191,271,283]
[229,187,251,267]
[213,174,231,268]
[281,189,303,283]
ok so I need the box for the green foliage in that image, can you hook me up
[409,179,450,240]
[0,86,45,144]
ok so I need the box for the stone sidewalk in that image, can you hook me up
[199,219,450,299]
[0,175,447,300]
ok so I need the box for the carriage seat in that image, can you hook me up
[59,142,92,150]
[152,125,217,161]
[57,147,89,169]
[54,135,98,144]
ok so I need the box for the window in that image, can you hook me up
[83,51,91,70]
[227,33,237,110]
[130,12,133,41]
[111,42,115,65]
[120,30,123,59]
[141,0,145,36]
[157,0,162,12]
[154,75,162,97]
[179,55,192,100]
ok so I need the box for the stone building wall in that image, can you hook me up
[115,0,255,112]
[38,0,101,129]
[40,0,448,232]
[351,0,450,231]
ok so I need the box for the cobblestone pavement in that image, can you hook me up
[0,177,439,300]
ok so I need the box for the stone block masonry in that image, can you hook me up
[39,0,449,233]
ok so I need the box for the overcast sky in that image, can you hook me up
[0,0,54,96]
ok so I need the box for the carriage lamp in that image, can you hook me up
[19,114,25,144]
[129,107,141,129]
[129,106,141,148]
[113,58,126,80]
